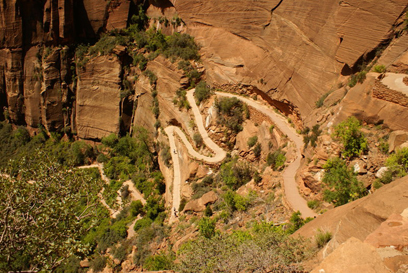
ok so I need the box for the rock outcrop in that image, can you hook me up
[174,0,408,120]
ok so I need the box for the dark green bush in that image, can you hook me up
[134,217,153,232]
[193,133,203,147]
[253,143,262,158]
[218,158,252,190]
[266,149,286,170]
[90,255,106,273]
[198,217,216,239]
[322,157,366,206]
[194,81,211,104]
[215,97,245,134]
[247,136,258,148]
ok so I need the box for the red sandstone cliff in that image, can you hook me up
[0,0,407,139]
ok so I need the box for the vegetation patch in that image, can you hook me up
[322,157,366,206]
[333,117,368,158]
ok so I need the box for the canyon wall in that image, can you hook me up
[0,0,407,138]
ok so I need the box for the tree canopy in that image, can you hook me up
[0,151,103,272]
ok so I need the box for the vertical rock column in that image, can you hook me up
[76,54,121,139]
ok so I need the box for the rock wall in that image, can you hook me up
[174,0,408,119]
[373,80,408,108]
[0,0,407,138]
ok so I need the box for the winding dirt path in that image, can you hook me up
[166,89,317,223]
[78,163,146,218]
[216,92,317,219]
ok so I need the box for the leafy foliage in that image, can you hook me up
[266,149,286,170]
[322,157,366,206]
[333,117,368,158]
[315,229,332,248]
[0,152,104,272]
[215,97,246,134]
[384,147,408,180]
[198,217,217,239]
[218,157,253,190]
[247,136,258,148]
[194,81,211,104]
[303,124,322,148]
[177,225,312,273]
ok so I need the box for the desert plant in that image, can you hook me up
[322,157,366,206]
[333,116,368,158]
[247,136,258,148]
[373,65,386,73]
[315,229,332,248]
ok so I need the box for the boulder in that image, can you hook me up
[388,130,408,153]
[79,259,90,268]
[376,167,390,179]
[311,237,392,273]
[183,191,218,212]
[365,213,408,251]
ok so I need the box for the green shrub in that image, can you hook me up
[373,65,386,73]
[194,81,211,104]
[144,252,174,271]
[163,32,199,61]
[143,70,157,85]
[348,71,367,87]
[218,158,252,190]
[198,217,216,238]
[333,117,368,158]
[90,255,106,273]
[287,211,313,234]
[130,200,144,217]
[266,149,286,170]
[102,133,118,148]
[247,136,258,148]
[215,97,245,134]
[160,144,172,167]
[253,143,262,158]
[322,157,366,206]
[204,205,213,217]
[385,147,408,179]
[193,133,203,147]
[315,229,332,248]
[307,200,320,210]
[315,90,334,108]
[134,217,153,232]
[223,190,249,212]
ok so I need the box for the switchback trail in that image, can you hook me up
[166,90,317,223]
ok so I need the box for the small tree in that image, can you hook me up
[322,157,366,206]
[194,81,211,104]
[333,117,368,158]
[198,217,216,238]
[387,147,408,177]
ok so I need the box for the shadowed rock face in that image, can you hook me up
[0,0,407,138]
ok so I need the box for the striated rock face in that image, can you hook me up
[174,0,408,119]
[76,55,122,139]
[296,175,408,256]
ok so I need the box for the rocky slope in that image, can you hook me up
[296,175,408,272]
